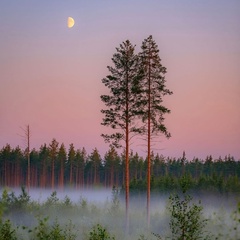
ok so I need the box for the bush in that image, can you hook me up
[29,217,77,240]
[167,176,210,240]
[0,219,17,240]
[88,224,115,240]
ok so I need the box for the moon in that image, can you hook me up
[67,17,75,28]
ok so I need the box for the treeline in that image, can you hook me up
[0,140,240,193]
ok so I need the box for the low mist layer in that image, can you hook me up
[0,187,239,239]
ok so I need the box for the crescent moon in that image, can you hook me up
[68,17,75,28]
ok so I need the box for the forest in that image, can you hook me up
[1,141,239,194]
[1,35,239,239]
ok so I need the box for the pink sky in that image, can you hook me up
[0,1,239,160]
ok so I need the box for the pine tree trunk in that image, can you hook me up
[147,55,151,228]
[15,160,20,187]
[41,159,46,188]
[125,128,129,234]
[80,168,84,188]
[125,74,130,234]
[27,125,30,192]
[70,161,73,185]
[5,161,8,185]
[111,165,114,187]
[94,164,97,185]
[51,159,55,190]
[60,159,64,189]
[75,164,78,189]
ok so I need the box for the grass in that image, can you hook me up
[0,186,239,239]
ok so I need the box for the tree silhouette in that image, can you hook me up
[39,144,49,188]
[138,35,172,227]
[0,143,240,192]
[58,143,67,189]
[68,143,75,186]
[104,147,119,188]
[100,39,142,233]
[48,139,59,190]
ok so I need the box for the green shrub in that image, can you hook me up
[215,201,240,240]
[29,217,77,240]
[88,224,115,240]
[0,219,17,240]
[167,176,210,240]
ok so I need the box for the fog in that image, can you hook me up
[12,187,113,204]
[1,187,239,239]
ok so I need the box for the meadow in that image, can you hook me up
[0,186,239,240]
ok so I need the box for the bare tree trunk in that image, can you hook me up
[105,169,108,187]
[51,159,55,190]
[15,159,20,187]
[94,164,97,185]
[60,159,64,189]
[27,125,30,192]
[41,159,46,188]
[20,125,31,191]
[70,161,73,185]
[110,165,114,187]
[116,169,119,187]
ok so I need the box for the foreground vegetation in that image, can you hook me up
[0,184,239,240]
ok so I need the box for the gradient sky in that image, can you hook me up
[1,0,239,160]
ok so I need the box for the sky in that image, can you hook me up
[0,0,240,160]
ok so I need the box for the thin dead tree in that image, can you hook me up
[19,124,31,193]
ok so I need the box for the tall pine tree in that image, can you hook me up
[139,35,172,227]
[100,40,142,233]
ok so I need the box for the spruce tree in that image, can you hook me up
[89,148,102,185]
[39,144,49,188]
[48,139,59,190]
[58,143,67,189]
[68,143,76,186]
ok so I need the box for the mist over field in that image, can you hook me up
[7,187,238,211]
[10,187,113,204]
[1,187,239,239]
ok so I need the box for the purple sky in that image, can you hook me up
[0,0,240,160]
